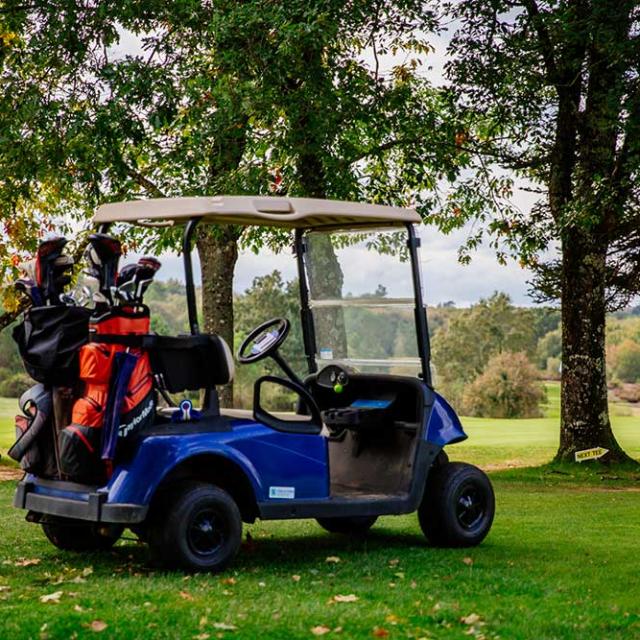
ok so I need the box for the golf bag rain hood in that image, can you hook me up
[12,306,91,385]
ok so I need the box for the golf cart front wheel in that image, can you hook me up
[148,482,242,573]
[418,462,494,547]
[42,518,123,551]
[316,516,378,535]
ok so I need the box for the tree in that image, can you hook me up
[613,340,640,383]
[463,351,546,418]
[1,1,462,408]
[435,0,640,462]
[432,292,537,408]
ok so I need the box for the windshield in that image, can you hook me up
[303,228,422,376]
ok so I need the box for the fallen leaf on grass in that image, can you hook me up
[212,622,237,631]
[388,559,400,567]
[311,626,331,636]
[325,556,341,564]
[385,614,399,624]
[292,575,301,582]
[460,613,482,626]
[194,634,210,640]
[15,558,41,567]
[462,557,473,567]
[0,586,10,592]
[89,620,108,632]
[333,594,358,603]
[179,591,195,601]
[221,577,237,585]
[372,628,389,637]
[39,591,63,604]
[81,567,94,577]
[73,605,84,612]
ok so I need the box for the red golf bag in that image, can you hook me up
[59,307,156,482]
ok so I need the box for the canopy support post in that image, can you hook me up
[183,217,201,335]
[406,223,432,386]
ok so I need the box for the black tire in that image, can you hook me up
[42,518,123,551]
[316,516,378,535]
[148,483,242,573]
[418,462,494,547]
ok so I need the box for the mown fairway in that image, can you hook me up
[0,385,639,639]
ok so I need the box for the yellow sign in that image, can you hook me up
[575,447,609,462]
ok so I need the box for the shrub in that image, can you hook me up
[0,372,33,398]
[615,383,640,404]
[614,340,640,383]
[462,351,546,419]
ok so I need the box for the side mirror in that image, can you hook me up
[253,376,322,435]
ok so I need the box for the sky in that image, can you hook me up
[112,22,555,308]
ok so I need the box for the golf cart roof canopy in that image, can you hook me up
[93,196,420,229]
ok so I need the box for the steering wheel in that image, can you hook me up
[238,317,290,364]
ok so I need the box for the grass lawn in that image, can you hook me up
[0,385,639,639]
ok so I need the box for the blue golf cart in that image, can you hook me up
[13,196,494,572]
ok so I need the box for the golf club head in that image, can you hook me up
[15,278,44,306]
[114,281,136,305]
[36,236,68,304]
[138,256,161,273]
[116,263,138,287]
[133,257,161,303]
[86,234,122,305]
[19,259,37,282]
[59,293,76,306]
[52,255,74,268]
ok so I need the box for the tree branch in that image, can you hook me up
[521,0,560,85]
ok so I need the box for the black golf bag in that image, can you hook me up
[12,306,91,386]
[8,384,58,477]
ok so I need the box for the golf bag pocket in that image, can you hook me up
[71,392,107,428]
[119,388,155,440]
[59,425,103,483]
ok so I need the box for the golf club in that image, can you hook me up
[85,234,122,306]
[36,236,68,305]
[14,278,44,306]
[132,257,161,303]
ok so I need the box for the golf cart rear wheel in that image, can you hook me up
[316,516,378,535]
[418,462,494,547]
[42,518,123,551]
[148,483,242,573]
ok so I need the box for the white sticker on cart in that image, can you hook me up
[269,486,296,499]
[319,348,333,360]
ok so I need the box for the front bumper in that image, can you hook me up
[14,480,148,524]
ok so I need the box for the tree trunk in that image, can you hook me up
[296,149,348,360]
[197,228,239,408]
[556,232,632,463]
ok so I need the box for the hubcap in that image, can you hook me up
[456,485,485,530]
[187,508,225,556]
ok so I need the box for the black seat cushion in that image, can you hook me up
[148,334,234,393]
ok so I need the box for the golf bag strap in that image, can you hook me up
[89,334,156,348]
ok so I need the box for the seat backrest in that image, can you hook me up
[148,334,234,393]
